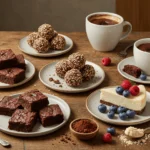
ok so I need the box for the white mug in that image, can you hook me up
[134,38,150,75]
[85,12,132,51]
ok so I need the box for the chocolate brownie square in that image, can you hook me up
[123,65,141,78]
[16,54,26,69]
[0,68,25,84]
[0,49,17,69]
[19,89,49,112]
[39,104,64,127]
[0,96,21,116]
[8,109,37,132]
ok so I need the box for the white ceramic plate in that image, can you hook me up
[39,61,105,93]
[86,88,150,126]
[18,34,73,57]
[0,93,70,137]
[117,56,150,84]
[0,59,35,88]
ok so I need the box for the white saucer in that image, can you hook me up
[86,88,150,126]
[39,61,105,93]
[0,59,35,88]
[0,93,70,137]
[118,56,150,84]
[18,34,73,57]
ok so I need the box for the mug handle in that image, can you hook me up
[120,21,132,41]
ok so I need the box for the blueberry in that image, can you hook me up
[119,112,128,120]
[107,127,116,135]
[109,105,117,113]
[123,90,130,97]
[107,111,115,119]
[116,86,124,95]
[126,110,136,118]
[140,74,147,81]
[117,106,127,113]
[98,104,107,113]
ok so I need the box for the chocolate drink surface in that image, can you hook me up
[138,43,150,52]
[88,14,120,25]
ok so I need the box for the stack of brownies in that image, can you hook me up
[0,49,26,84]
[0,89,64,132]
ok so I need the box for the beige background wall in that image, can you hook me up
[0,0,115,31]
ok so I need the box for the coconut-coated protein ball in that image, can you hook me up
[38,24,54,40]
[55,59,71,78]
[68,52,86,70]
[81,64,95,81]
[27,32,40,46]
[64,69,82,87]
[33,37,49,53]
[50,35,66,50]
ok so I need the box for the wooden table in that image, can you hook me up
[0,32,150,150]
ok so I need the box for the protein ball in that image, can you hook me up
[64,69,82,87]
[50,35,66,50]
[68,52,86,69]
[33,37,49,53]
[38,24,54,40]
[81,64,95,81]
[55,60,71,78]
[27,32,40,46]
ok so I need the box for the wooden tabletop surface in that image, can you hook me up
[0,32,150,150]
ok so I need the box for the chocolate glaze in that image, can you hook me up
[138,43,150,52]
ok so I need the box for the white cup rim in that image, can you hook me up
[134,38,150,55]
[86,12,124,27]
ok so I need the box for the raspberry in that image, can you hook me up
[129,85,140,96]
[121,80,132,90]
[101,57,111,66]
[102,133,112,142]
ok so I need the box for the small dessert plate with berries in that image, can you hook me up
[19,34,73,57]
[86,81,150,125]
[117,56,150,84]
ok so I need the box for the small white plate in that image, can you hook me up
[18,34,73,57]
[86,88,150,126]
[0,59,35,88]
[39,61,105,93]
[118,56,150,84]
[0,93,70,137]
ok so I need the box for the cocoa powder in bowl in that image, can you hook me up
[72,119,97,133]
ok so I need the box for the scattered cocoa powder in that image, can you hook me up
[72,119,97,133]
[60,133,76,145]
[49,77,61,84]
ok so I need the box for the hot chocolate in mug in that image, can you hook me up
[86,12,132,51]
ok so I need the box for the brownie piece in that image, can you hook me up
[8,109,37,132]
[0,49,17,69]
[19,89,49,112]
[123,65,141,78]
[0,96,21,116]
[0,68,25,84]
[39,104,64,127]
[16,54,26,69]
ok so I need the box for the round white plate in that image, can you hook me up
[39,61,105,93]
[118,56,150,84]
[86,89,150,126]
[0,59,35,88]
[0,93,70,137]
[19,34,73,57]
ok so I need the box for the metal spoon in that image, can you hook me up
[125,127,150,139]
[119,43,133,57]
[0,138,10,147]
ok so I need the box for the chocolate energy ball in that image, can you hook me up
[33,37,49,53]
[81,64,95,81]
[68,52,86,70]
[64,69,82,87]
[55,60,71,78]
[38,24,54,40]
[27,32,40,46]
[50,35,66,50]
